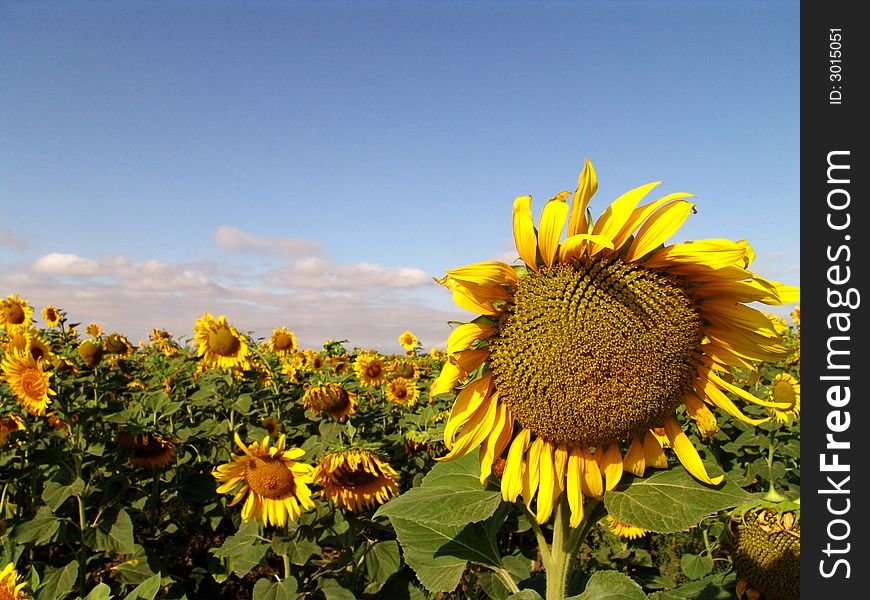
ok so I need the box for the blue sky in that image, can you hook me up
[0,0,799,352]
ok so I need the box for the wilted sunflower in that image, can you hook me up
[432,160,800,526]
[767,374,800,423]
[605,515,647,540]
[193,313,252,371]
[213,433,315,527]
[268,327,298,356]
[104,333,134,356]
[116,431,177,469]
[398,330,418,353]
[390,358,420,380]
[302,383,356,421]
[385,377,419,408]
[729,508,800,600]
[0,295,33,331]
[354,351,387,387]
[77,339,104,367]
[0,413,26,445]
[42,305,61,328]
[1,352,54,416]
[314,448,400,512]
[0,562,29,600]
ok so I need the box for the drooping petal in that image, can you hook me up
[538,192,570,268]
[625,200,696,262]
[535,441,557,523]
[663,416,724,485]
[567,159,598,236]
[445,261,518,287]
[558,233,615,262]
[449,349,489,377]
[566,447,585,527]
[513,195,539,270]
[623,437,646,477]
[440,388,499,461]
[684,393,719,438]
[522,437,544,506]
[597,443,624,491]
[446,323,497,355]
[642,431,669,469]
[443,374,494,449]
[502,429,531,502]
[479,401,513,484]
[579,447,604,499]
[430,360,462,396]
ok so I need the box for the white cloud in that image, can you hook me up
[212,225,322,256]
[31,253,100,276]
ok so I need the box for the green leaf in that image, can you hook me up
[36,559,78,600]
[507,591,544,600]
[419,452,494,489]
[211,521,269,577]
[363,540,401,592]
[479,554,534,600]
[93,508,136,554]
[42,477,85,513]
[81,583,113,600]
[122,572,163,600]
[114,544,158,585]
[11,506,59,545]
[605,469,756,533]
[252,577,301,600]
[680,553,713,580]
[567,571,646,600]
[271,536,321,566]
[318,578,357,600]
[656,572,736,600]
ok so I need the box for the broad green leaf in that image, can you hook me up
[605,469,756,533]
[420,452,494,489]
[82,583,113,600]
[379,575,428,600]
[567,571,646,600]
[479,554,534,600]
[11,507,59,545]
[252,577,301,600]
[654,572,736,600]
[680,553,713,580]
[318,578,357,600]
[210,520,260,557]
[42,477,85,513]
[363,540,401,592]
[507,591,544,600]
[271,536,321,566]
[36,559,78,600]
[93,508,136,554]
[122,572,163,600]
[114,545,158,585]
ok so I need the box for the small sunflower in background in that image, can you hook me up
[314,448,400,512]
[213,433,315,527]
[790,305,800,327]
[0,295,33,332]
[767,374,800,424]
[390,358,420,381]
[354,351,387,387]
[77,339,104,367]
[0,413,26,446]
[605,515,647,540]
[763,313,789,337]
[116,430,177,469]
[398,330,418,353]
[104,333,134,357]
[1,351,54,416]
[302,382,356,421]
[268,327,298,356]
[42,304,62,328]
[0,562,29,600]
[4,328,51,363]
[85,322,103,339]
[431,159,799,527]
[385,377,419,408]
[193,313,252,371]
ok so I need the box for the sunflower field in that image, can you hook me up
[1,162,800,600]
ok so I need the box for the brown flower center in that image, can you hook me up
[3,303,25,325]
[21,369,47,399]
[208,326,241,357]
[329,464,382,489]
[245,457,296,499]
[273,333,295,352]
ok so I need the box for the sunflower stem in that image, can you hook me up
[545,498,602,600]
[522,507,553,573]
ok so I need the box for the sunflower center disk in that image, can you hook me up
[274,334,294,351]
[245,458,296,499]
[490,258,704,448]
[21,371,46,398]
[330,465,381,489]
[208,327,241,357]
[3,304,25,324]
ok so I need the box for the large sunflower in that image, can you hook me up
[0,562,29,600]
[432,160,799,527]
[1,352,54,416]
[213,433,315,527]
[193,313,252,371]
[0,295,33,332]
[313,448,400,512]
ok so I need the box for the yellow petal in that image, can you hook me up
[696,371,767,426]
[610,192,695,250]
[566,447,585,527]
[684,393,719,438]
[443,374,494,449]
[535,441,556,523]
[580,447,604,499]
[446,323,497,355]
[644,239,751,270]
[513,195,539,270]
[431,361,462,396]
[558,233,614,263]
[538,192,570,268]
[623,437,645,477]
[590,181,661,255]
[552,444,569,495]
[502,429,530,502]
[449,349,489,377]
[440,389,499,461]
[598,443,624,491]
[701,300,780,339]
[522,437,544,506]
[625,200,695,262]
[446,261,518,287]
[642,431,668,469]
[663,416,723,485]
[479,401,513,484]
[567,159,598,237]
[451,287,500,316]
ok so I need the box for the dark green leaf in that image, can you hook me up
[11,506,59,545]
[36,559,78,600]
[507,591,544,600]
[42,477,85,513]
[252,577,301,600]
[364,540,401,590]
[567,571,646,600]
[81,583,113,600]
[680,553,713,580]
[318,578,357,600]
[122,572,163,600]
[93,508,136,554]
[114,545,158,585]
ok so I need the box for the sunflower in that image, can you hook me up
[301,349,324,371]
[104,333,134,356]
[326,353,352,375]
[390,358,420,381]
[213,433,315,527]
[767,374,800,423]
[431,159,800,527]
[42,305,62,328]
[85,323,103,339]
[77,340,104,367]
[1,352,54,416]
[302,383,356,421]
[605,515,647,540]
[385,377,419,408]
[730,508,800,600]
[314,448,400,512]
[0,413,26,445]
[0,295,33,331]
[0,562,29,600]
[193,313,252,371]
[354,351,387,387]
[116,431,177,469]
[398,330,418,353]
[268,327,298,356]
